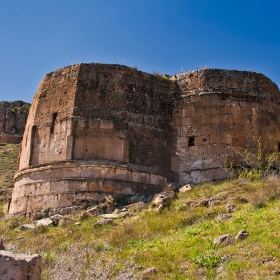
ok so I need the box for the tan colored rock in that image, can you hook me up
[152,191,176,208]
[0,250,42,280]
[235,229,249,240]
[214,234,231,245]
[20,224,36,231]
[125,201,146,212]
[179,184,192,192]
[35,218,53,227]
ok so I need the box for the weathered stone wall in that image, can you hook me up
[172,69,280,184]
[9,65,280,215]
[0,101,30,144]
[10,64,178,214]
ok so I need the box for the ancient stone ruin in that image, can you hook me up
[9,63,280,214]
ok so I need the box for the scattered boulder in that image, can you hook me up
[179,184,192,193]
[194,199,210,207]
[235,229,249,240]
[125,201,146,212]
[142,267,157,278]
[120,211,130,218]
[225,203,236,212]
[0,250,42,280]
[4,243,18,251]
[104,195,115,213]
[79,210,92,220]
[50,206,83,216]
[99,214,119,219]
[94,219,113,226]
[86,195,116,216]
[193,196,224,207]
[152,191,176,208]
[217,214,232,221]
[263,257,275,264]
[35,218,53,227]
[20,224,36,231]
[214,234,231,245]
[126,194,146,204]
[87,205,104,216]
[49,214,63,225]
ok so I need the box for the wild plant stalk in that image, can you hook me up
[225,138,279,181]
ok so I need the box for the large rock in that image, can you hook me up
[214,234,231,245]
[152,191,176,208]
[0,101,30,144]
[35,218,53,227]
[0,250,42,280]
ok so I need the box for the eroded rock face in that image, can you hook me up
[9,64,280,215]
[0,250,42,280]
[0,101,30,144]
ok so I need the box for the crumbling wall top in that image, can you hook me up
[174,69,280,100]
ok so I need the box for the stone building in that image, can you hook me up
[9,63,280,214]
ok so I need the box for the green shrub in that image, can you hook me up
[225,138,279,181]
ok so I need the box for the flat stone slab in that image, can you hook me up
[0,250,42,280]
[20,224,36,231]
[35,218,53,227]
[99,214,119,219]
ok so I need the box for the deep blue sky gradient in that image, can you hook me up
[1,0,279,102]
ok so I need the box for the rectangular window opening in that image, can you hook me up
[278,142,280,152]
[188,136,195,147]
[50,112,57,134]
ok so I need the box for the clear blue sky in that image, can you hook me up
[1,0,280,102]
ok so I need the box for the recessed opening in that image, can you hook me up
[203,138,207,142]
[50,112,57,134]
[188,136,195,147]
[278,142,280,152]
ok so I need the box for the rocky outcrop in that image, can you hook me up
[0,250,42,280]
[0,101,30,144]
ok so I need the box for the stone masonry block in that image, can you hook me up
[201,124,216,135]
[222,134,232,145]
[209,135,222,144]
[210,114,219,124]
[0,250,42,280]
[201,114,210,124]
[196,136,210,145]
[232,114,243,123]
[232,136,245,146]
[219,106,231,114]
[195,107,206,115]
[185,107,195,117]
[181,117,192,126]
[231,106,241,114]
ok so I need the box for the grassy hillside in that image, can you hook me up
[1,177,280,279]
[0,143,19,202]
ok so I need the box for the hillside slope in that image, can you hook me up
[0,143,19,200]
[1,177,280,279]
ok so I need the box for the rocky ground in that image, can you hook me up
[1,175,280,279]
